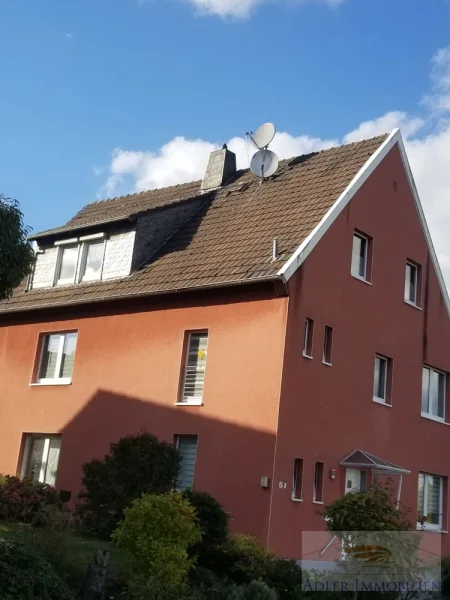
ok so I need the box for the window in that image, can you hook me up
[292,458,304,501]
[56,244,79,285]
[422,366,446,421]
[405,261,420,306]
[323,326,333,365]
[313,461,324,503]
[418,473,444,530]
[373,354,391,405]
[303,318,314,358]
[351,232,371,281]
[22,435,61,486]
[175,435,198,490]
[180,332,208,404]
[36,332,78,384]
[80,240,104,282]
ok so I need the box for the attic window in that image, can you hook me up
[54,234,106,286]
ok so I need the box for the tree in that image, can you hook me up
[0,195,34,300]
[112,492,201,600]
[76,432,181,538]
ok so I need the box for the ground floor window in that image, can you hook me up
[174,434,198,490]
[418,473,444,530]
[21,434,61,486]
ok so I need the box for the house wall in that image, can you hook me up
[268,144,450,559]
[0,290,287,541]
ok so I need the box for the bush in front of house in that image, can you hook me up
[76,431,181,538]
[0,536,76,600]
[182,489,229,565]
[0,475,62,525]
[112,491,202,600]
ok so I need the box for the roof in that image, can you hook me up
[340,450,410,475]
[32,179,203,239]
[0,133,395,314]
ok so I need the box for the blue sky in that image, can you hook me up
[2,0,450,278]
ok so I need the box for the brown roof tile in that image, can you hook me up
[1,135,387,313]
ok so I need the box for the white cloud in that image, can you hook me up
[65,32,74,40]
[99,46,450,287]
[183,0,345,19]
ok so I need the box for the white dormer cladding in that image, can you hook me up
[31,230,136,290]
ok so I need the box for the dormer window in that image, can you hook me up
[54,234,106,286]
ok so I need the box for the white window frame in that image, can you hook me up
[179,332,208,406]
[373,354,389,405]
[405,261,419,307]
[421,366,446,423]
[78,239,107,283]
[313,461,325,504]
[175,434,198,491]
[54,243,80,286]
[351,232,369,282]
[292,457,304,502]
[303,318,314,359]
[21,434,61,485]
[322,325,333,366]
[35,332,77,385]
[417,473,444,531]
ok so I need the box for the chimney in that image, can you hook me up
[201,144,236,191]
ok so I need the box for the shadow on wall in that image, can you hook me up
[57,389,276,542]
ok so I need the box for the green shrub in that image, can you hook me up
[0,537,76,600]
[0,475,62,524]
[207,534,270,584]
[76,432,181,538]
[182,489,229,563]
[265,558,303,600]
[112,491,202,600]
[233,580,278,600]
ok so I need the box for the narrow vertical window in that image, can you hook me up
[313,462,324,502]
[180,332,209,404]
[36,332,78,383]
[405,261,420,306]
[81,240,105,282]
[351,232,371,281]
[303,318,314,358]
[323,326,333,365]
[175,435,198,491]
[373,354,391,405]
[292,458,304,500]
[56,245,79,285]
[422,366,446,421]
[22,434,62,486]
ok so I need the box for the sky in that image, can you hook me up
[2,0,450,282]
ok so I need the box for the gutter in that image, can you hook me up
[0,274,289,315]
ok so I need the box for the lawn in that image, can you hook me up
[0,521,126,591]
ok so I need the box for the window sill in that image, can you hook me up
[421,413,447,425]
[30,380,72,387]
[404,300,422,311]
[322,361,332,367]
[373,397,392,407]
[176,400,204,407]
[302,353,313,360]
[416,524,446,533]
[351,274,372,286]
[313,500,324,505]
[291,497,303,503]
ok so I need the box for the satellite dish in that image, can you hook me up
[250,149,279,179]
[250,123,276,150]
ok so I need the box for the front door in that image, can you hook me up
[345,468,366,493]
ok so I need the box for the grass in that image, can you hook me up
[0,521,126,591]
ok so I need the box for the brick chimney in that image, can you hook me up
[201,144,236,191]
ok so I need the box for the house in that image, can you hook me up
[1,130,450,559]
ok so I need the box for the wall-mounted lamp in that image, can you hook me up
[329,469,336,480]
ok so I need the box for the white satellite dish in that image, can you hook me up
[250,149,279,179]
[250,123,276,150]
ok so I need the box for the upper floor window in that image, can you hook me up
[405,261,421,307]
[55,236,105,286]
[373,354,392,406]
[303,318,314,358]
[36,332,78,384]
[422,366,446,421]
[179,332,208,405]
[418,473,444,531]
[323,326,333,366]
[351,231,372,282]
